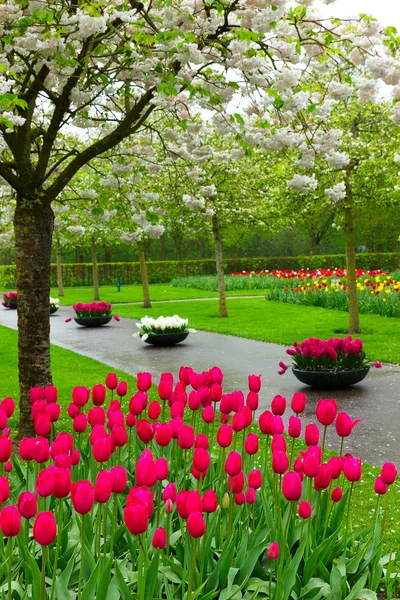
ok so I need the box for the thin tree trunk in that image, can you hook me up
[55,236,64,297]
[212,214,228,318]
[75,245,81,263]
[14,199,54,438]
[344,168,361,334]
[160,234,167,261]
[199,238,206,259]
[104,244,111,263]
[138,242,151,308]
[91,236,100,301]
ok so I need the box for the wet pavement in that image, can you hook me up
[1,306,400,466]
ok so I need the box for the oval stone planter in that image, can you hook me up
[292,367,370,389]
[50,306,59,314]
[74,316,112,327]
[141,332,189,346]
[2,302,17,310]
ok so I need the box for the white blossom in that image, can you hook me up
[325,182,346,202]
[287,174,318,192]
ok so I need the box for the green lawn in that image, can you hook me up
[0,325,143,432]
[116,297,400,364]
[1,284,266,305]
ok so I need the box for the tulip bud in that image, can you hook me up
[225,451,242,476]
[187,511,206,538]
[298,500,312,519]
[331,486,343,502]
[18,491,37,519]
[305,424,320,446]
[92,384,107,406]
[202,490,218,513]
[259,410,273,435]
[124,504,148,535]
[34,414,51,437]
[116,381,128,398]
[248,374,261,393]
[217,425,232,448]
[244,433,258,455]
[288,416,302,439]
[105,374,118,391]
[152,527,167,549]
[271,395,286,416]
[245,488,256,504]
[234,492,245,505]
[381,462,397,485]
[148,401,161,421]
[272,451,289,475]
[71,481,94,514]
[0,505,21,537]
[222,492,230,510]
[291,392,306,414]
[374,476,387,495]
[267,542,279,560]
[155,458,169,481]
[248,469,262,490]
[0,436,12,463]
[165,499,174,514]
[44,386,58,404]
[246,391,258,411]
[33,512,57,545]
[282,471,302,501]
[202,406,214,424]
[136,420,154,444]
[343,457,362,482]
[178,425,194,450]
[94,475,112,504]
[316,399,337,427]
[137,372,152,392]
[73,414,87,434]
[72,386,90,407]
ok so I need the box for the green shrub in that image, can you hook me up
[1,252,399,287]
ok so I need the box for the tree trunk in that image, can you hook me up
[55,236,64,297]
[343,168,361,334]
[91,236,100,301]
[138,242,151,308]
[199,237,206,259]
[75,245,81,263]
[160,234,167,261]
[104,244,111,263]
[212,214,228,318]
[14,199,54,438]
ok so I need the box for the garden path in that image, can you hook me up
[1,307,400,466]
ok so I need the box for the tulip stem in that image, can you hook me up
[110,494,117,556]
[345,482,354,554]
[7,537,12,600]
[40,546,47,600]
[26,461,30,492]
[183,452,187,490]
[289,438,295,470]
[200,514,208,581]
[78,515,84,600]
[187,538,198,600]
[50,499,63,600]
[339,437,344,457]
[321,426,327,462]
[381,487,390,539]
[97,504,102,560]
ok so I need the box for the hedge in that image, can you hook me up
[1,252,399,288]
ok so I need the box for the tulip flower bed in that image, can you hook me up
[2,292,18,308]
[266,273,400,318]
[72,301,113,318]
[0,369,397,600]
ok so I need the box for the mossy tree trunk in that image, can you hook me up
[14,197,54,438]
[104,244,111,263]
[138,241,151,308]
[91,236,100,301]
[212,214,228,318]
[344,167,361,334]
[160,234,167,261]
[55,236,64,297]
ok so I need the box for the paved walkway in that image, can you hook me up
[1,306,400,466]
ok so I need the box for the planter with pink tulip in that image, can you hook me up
[279,336,382,389]
[66,301,120,327]
[0,369,397,599]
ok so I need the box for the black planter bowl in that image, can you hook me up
[3,302,17,310]
[50,306,59,314]
[141,331,189,346]
[292,367,370,389]
[74,316,112,327]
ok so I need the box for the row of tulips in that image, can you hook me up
[0,368,397,599]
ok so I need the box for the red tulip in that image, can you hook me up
[291,392,306,414]
[209,366,223,384]
[178,425,194,450]
[193,448,210,472]
[202,490,218,513]
[72,386,90,407]
[0,475,10,503]
[0,398,14,417]
[68,403,80,418]
[106,374,118,391]
[282,471,302,501]
[246,391,258,411]
[73,413,87,433]
[158,381,172,401]
[327,456,343,480]
[30,387,45,404]
[232,412,245,432]
[230,391,244,412]
[92,437,112,463]
[32,438,50,463]
[335,412,360,438]
[36,468,55,497]
[267,542,279,560]
[88,407,106,427]
[0,409,7,430]
[0,505,20,537]
[71,481,94,514]
[136,457,157,487]
[148,401,161,421]
[245,488,256,504]
[94,474,112,503]
[331,487,343,502]
[210,383,222,403]
[155,423,172,447]
[44,386,58,403]
[162,483,177,503]
[137,372,152,392]
[288,416,302,439]
[248,469,262,489]
[272,451,289,475]
[47,403,61,423]
[34,414,51,437]
[234,492,245,505]
[316,399,337,426]
[298,501,312,519]
[126,413,136,428]
[179,366,193,386]
[314,464,332,491]
[305,424,320,446]
[33,512,57,545]
[270,416,284,435]
[195,434,209,450]
[248,374,261,393]
[18,491,37,519]
[225,451,242,476]
[374,477,387,495]
[152,527,167,549]
[202,406,214,424]
[53,468,71,499]
[111,425,128,447]
[381,462,397,485]
[271,434,286,454]
[220,395,231,415]
[109,466,127,493]
[228,471,245,494]
[217,425,232,448]
[124,503,149,535]
[92,384,107,406]
[271,395,286,416]
[129,397,143,416]
[343,457,362,482]
[32,400,46,420]
[187,512,206,538]
[155,458,168,481]
[244,433,258,455]
[4,461,11,473]
[259,410,273,435]
[136,420,154,444]
[0,436,12,462]
[116,382,128,398]
[303,451,320,478]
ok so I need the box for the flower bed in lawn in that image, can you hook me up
[0,369,397,599]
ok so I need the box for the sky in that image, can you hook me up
[315,0,400,29]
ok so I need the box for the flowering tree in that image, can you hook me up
[1,0,399,435]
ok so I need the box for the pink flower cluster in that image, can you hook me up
[2,291,17,307]
[283,335,369,372]
[72,302,112,318]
